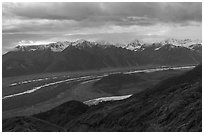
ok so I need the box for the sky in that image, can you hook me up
[2,2,202,53]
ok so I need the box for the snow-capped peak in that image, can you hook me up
[12,39,113,52]
[11,38,202,53]
[160,38,201,48]
[125,39,145,51]
[49,41,71,52]
[71,39,97,48]
[73,39,87,44]
[188,43,202,51]
[13,41,71,52]
[14,44,50,52]
[129,39,145,46]
[70,39,115,49]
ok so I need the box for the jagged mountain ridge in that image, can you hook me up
[3,38,202,77]
[12,38,201,52]
[124,38,202,51]
[13,39,113,52]
[3,43,139,77]
[160,38,201,47]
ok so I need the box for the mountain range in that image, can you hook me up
[3,38,202,77]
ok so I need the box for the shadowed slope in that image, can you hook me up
[66,65,202,132]
[2,116,65,132]
[33,100,89,127]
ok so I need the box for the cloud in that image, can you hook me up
[2,2,202,53]
[3,2,201,23]
[3,2,202,35]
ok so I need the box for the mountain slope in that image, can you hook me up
[2,116,65,132]
[33,100,89,127]
[135,44,201,65]
[65,65,202,132]
[3,41,140,77]
[3,101,88,132]
[3,39,202,77]
[3,50,57,77]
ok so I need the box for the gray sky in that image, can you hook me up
[2,2,202,53]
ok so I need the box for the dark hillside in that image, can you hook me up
[3,65,202,132]
[66,65,202,131]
